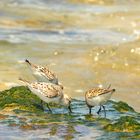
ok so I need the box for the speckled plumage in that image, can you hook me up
[25,59,58,84]
[19,78,72,113]
[29,82,62,98]
[85,88,114,99]
[85,86,115,116]
[35,66,57,82]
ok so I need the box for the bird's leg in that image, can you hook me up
[102,105,106,118]
[40,100,44,111]
[97,106,102,115]
[46,103,52,113]
[88,106,92,115]
[68,105,72,114]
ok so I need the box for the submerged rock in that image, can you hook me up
[104,116,140,132]
[0,86,139,139]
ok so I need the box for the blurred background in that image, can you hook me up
[0,0,140,111]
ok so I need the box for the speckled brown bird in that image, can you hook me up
[85,85,115,116]
[25,59,59,85]
[19,78,72,113]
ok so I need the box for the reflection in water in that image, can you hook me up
[49,124,58,136]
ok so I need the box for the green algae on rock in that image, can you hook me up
[104,116,140,132]
[113,101,135,113]
[0,86,140,139]
[0,86,45,113]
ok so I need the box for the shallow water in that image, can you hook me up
[0,0,140,116]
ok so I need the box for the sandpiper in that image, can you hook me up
[85,85,115,117]
[19,78,72,113]
[25,59,59,85]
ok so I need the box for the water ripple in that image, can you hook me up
[1,0,140,14]
[0,28,137,45]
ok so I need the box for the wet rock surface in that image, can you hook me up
[0,86,139,139]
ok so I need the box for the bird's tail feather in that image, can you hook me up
[25,59,37,68]
[19,77,30,84]
[25,59,31,65]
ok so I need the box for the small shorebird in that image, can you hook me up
[25,59,59,85]
[85,85,115,117]
[19,78,72,113]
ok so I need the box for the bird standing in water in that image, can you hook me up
[85,85,115,117]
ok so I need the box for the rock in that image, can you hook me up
[0,86,44,113]
[113,101,135,112]
[104,116,140,132]
[0,86,139,139]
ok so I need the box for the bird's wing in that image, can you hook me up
[30,82,62,98]
[41,84,62,98]
[86,88,111,98]
[39,67,57,81]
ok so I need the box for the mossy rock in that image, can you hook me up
[104,116,140,132]
[0,86,140,139]
[0,86,44,113]
[113,101,135,113]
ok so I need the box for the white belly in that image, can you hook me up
[87,92,113,106]
[33,72,57,84]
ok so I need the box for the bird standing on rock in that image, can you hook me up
[19,78,72,113]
